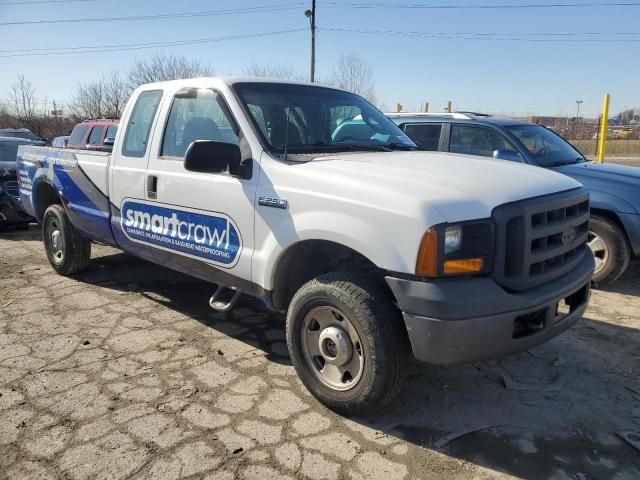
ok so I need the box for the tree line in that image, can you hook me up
[0,51,376,142]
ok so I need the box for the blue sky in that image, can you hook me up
[0,0,638,117]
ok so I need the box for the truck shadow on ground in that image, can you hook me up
[6,227,640,478]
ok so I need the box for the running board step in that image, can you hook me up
[209,285,241,312]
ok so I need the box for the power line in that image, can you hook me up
[0,29,306,58]
[322,27,640,42]
[0,3,306,26]
[326,1,640,9]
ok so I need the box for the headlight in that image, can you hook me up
[416,221,494,277]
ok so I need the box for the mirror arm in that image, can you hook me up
[230,158,252,179]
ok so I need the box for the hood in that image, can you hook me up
[552,161,640,185]
[552,161,640,214]
[299,151,581,222]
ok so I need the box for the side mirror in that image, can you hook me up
[103,137,115,147]
[184,140,241,175]
[493,149,523,162]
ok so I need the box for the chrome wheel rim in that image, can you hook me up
[588,230,609,275]
[48,221,64,264]
[301,306,364,391]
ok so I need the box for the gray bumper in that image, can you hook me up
[386,253,594,365]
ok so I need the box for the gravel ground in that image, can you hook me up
[1,226,639,480]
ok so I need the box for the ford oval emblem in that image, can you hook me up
[561,228,577,245]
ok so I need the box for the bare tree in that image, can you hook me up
[127,52,214,90]
[70,71,129,120]
[329,53,377,103]
[243,63,306,81]
[5,74,38,121]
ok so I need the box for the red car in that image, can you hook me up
[67,119,119,150]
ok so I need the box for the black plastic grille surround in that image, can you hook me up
[492,188,590,292]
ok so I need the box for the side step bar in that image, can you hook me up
[209,285,242,312]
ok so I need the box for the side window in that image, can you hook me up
[68,125,88,146]
[161,88,239,158]
[449,125,517,158]
[106,125,118,139]
[122,90,162,158]
[403,123,442,151]
[88,125,105,145]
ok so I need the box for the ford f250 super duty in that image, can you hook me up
[17,78,594,414]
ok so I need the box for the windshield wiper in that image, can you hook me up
[546,158,585,167]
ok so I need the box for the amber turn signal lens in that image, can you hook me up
[443,258,484,275]
[416,228,439,277]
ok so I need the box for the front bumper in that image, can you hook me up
[386,252,594,365]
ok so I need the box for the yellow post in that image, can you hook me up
[396,102,403,113]
[447,101,452,113]
[597,94,610,163]
[424,102,429,113]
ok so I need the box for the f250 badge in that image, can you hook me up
[258,196,288,210]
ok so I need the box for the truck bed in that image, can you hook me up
[17,145,115,245]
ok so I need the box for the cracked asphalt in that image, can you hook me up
[1,226,639,480]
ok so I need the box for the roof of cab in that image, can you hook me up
[135,76,339,91]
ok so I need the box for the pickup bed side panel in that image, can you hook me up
[17,146,117,246]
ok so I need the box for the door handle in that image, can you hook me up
[147,175,157,199]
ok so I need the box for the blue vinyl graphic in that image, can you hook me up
[120,200,241,267]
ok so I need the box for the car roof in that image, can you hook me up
[77,119,119,125]
[386,112,531,127]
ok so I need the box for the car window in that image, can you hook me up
[68,125,89,146]
[106,125,118,139]
[162,88,239,158]
[507,125,584,166]
[122,90,163,158]
[88,126,105,145]
[449,125,518,158]
[403,123,442,151]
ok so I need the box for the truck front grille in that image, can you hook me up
[492,189,590,292]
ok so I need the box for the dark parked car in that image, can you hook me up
[67,119,118,151]
[386,112,640,287]
[0,128,42,142]
[0,136,43,230]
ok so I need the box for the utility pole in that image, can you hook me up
[575,100,583,122]
[305,1,316,83]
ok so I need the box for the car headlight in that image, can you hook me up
[416,221,494,277]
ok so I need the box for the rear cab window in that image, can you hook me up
[88,126,105,145]
[68,125,89,146]
[106,125,118,140]
[122,90,163,158]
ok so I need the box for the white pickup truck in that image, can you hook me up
[17,78,594,414]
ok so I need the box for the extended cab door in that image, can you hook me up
[142,86,257,290]
[109,89,164,260]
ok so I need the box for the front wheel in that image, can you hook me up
[286,272,409,415]
[43,204,91,275]
[588,215,630,287]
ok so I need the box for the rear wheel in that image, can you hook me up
[43,204,91,275]
[286,272,409,415]
[588,215,630,287]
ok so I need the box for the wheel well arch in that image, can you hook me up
[33,181,62,221]
[591,208,625,231]
[270,239,390,312]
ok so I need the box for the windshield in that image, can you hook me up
[234,83,416,155]
[507,125,585,167]
[0,142,20,163]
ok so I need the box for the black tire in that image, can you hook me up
[42,204,91,275]
[589,215,630,288]
[286,272,409,415]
